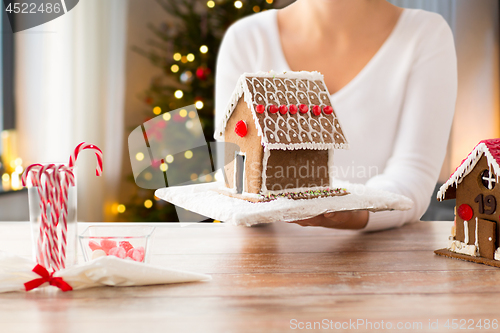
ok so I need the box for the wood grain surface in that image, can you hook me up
[1,221,500,333]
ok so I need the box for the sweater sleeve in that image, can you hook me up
[363,14,457,231]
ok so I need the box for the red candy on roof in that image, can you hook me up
[255,105,265,114]
[289,105,298,115]
[279,105,288,115]
[312,105,321,116]
[269,105,279,114]
[299,104,308,114]
[323,106,333,115]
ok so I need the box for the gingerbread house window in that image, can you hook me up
[481,169,496,190]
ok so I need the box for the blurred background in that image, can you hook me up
[0,0,497,222]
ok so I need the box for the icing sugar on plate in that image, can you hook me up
[155,181,413,226]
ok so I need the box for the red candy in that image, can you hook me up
[323,105,333,114]
[299,104,308,113]
[269,105,279,114]
[279,105,288,115]
[109,246,126,259]
[289,105,298,115]
[255,104,265,114]
[457,204,473,221]
[88,239,147,262]
[127,248,145,262]
[88,240,101,251]
[234,120,247,137]
[119,241,133,252]
[312,105,321,116]
[100,239,117,254]
[89,239,146,262]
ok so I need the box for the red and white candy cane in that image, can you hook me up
[37,164,61,271]
[29,171,47,267]
[22,164,43,187]
[56,165,75,268]
[69,142,103,176]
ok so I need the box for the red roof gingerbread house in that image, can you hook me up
[436,138,500,267]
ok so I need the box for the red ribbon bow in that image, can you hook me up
[24,264,73,292]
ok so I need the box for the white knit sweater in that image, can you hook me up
[215,8,457,231]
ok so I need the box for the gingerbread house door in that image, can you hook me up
[477,218,496,259]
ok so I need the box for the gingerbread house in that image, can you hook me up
[215,71,349,202]
[435,138,500,267]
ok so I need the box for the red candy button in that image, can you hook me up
[109,247,126,259]
[100,239,117,255]
[234,120,247,137]
[312,105,321,116]
[119,241,133,252]
[289,105,298,115]
[457,204,473,221]
[255,105,265,114]
[127,248,145,262]
[299,104,308,113]
[88,240,101,251]
[323,106,333,114]
[269,105,279,114]
[279,105,288,115]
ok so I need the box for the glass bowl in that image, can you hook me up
[79,226,155,263]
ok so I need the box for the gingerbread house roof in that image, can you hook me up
[215,71,348,150]
[437,138,500,201]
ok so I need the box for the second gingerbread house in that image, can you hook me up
[436,138,500,266]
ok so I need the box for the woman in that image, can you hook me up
[215,0,457,231]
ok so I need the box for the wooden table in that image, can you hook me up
[1,221,500,333]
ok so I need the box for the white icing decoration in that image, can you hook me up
[464,220,469,244]
[475,217,479,253]
[495,248,500,261]
[261,148,271,193]
[448,239,478,257]
[437,142,500,200]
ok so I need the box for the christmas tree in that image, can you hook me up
[121,0,284,222]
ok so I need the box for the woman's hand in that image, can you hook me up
[289,210,369,230]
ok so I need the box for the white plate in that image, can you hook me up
[155,182,413,226]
